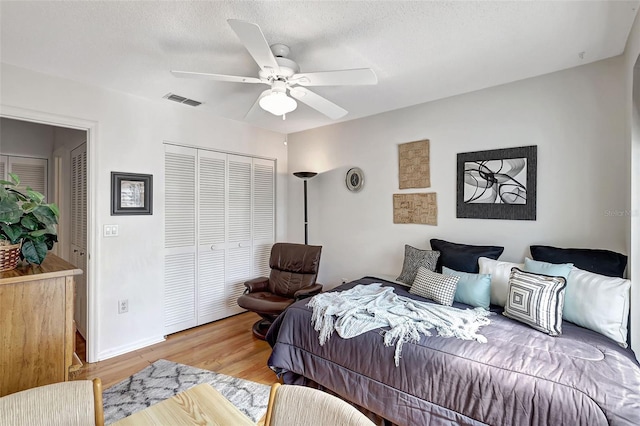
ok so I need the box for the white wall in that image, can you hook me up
[0,117,54,158]
[624,11,640,358]
[1,63,288,360]
[288,57,628,294]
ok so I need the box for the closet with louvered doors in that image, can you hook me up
[164,144,275,335]
[0,155,48,196]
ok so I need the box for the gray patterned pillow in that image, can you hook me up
[409,266,459,306]
[396,245,440,284]
[503,268,567,336]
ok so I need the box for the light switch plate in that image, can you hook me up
[104,224,119,237]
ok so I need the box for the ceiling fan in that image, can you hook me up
[171,19,378,120]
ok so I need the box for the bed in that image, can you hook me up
[266,276,640,425]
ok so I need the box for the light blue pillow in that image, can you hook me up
[442,266,491,309]
[523,257,572,279]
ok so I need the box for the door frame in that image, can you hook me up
[0,105,99,363]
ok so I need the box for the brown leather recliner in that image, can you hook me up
[237,242,322,339]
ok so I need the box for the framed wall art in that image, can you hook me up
[398,139,430,189]
[345,167,365,192]
[456,145,537,220]
[111,172,153,215]
[393,192,438,225]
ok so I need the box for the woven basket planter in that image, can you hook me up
[0,241,22,272]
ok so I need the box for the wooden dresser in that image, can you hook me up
[0,254,83,397]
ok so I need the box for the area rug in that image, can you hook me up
[102,359,270,424]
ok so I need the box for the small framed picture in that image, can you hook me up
[111,172,153,215]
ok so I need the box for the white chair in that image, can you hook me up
[264,383,375,426]
[0,378,104,426]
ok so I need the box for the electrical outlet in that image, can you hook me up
[118,299,128,314]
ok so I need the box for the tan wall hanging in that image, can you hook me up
[398,139,430,189]
[393,193,437,225]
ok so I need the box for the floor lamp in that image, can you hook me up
[293,171,317,245]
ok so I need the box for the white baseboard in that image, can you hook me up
[97,335,166,361]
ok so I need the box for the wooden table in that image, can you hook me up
[112,383,255,425]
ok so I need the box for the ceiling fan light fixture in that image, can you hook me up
[259,91,297,116]
[174,20,377,121]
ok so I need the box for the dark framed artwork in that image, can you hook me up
[456,145,537,220]
[111,172,153,215]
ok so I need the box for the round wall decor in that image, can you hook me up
[345,167,364,192]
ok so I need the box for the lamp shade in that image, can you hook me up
[293,171,318,180]
[259,92,297,116]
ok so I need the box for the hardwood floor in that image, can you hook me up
[71,312,278,389]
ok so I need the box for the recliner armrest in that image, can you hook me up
[244,277,269,293]
[294,283,323,300]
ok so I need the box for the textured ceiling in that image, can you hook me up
[1,1,639,134]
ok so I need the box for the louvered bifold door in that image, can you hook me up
[252,158,275,279]
[70,146,88,250]
[0,156,7,181]
[70,143,88,337]
[197,150,227,324]
[226,154,253,316]
[8,156,47,198]
[164,145,198,334]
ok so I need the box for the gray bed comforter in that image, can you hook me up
[266,277,640,426]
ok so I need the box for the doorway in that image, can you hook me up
[631,55,640,356]
[0,108,96,361]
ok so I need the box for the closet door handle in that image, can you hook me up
[210,245,217,251]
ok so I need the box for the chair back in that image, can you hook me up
[268,243,322,297]
[0,378,104,426]
[264,383,374,426]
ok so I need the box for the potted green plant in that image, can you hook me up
[0,173,59,268]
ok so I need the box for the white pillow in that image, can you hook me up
[478,257,524,307]
[564,267,630,347]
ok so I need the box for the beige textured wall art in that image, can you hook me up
[398,139,430,189]
[393,193,438,225]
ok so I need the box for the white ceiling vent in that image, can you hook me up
[163,93,202,107]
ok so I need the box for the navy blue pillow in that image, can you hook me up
[430,239,504,273]
[530,245,627,278]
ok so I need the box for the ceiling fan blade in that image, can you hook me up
[245,90,270,119]
[289,87,348,120]
[171,70,263,84]
[292,68,377,87]
[227,19,280,76]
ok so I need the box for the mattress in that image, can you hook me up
[267,277,640,425]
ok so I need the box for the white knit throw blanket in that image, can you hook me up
[307,283,492,366]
